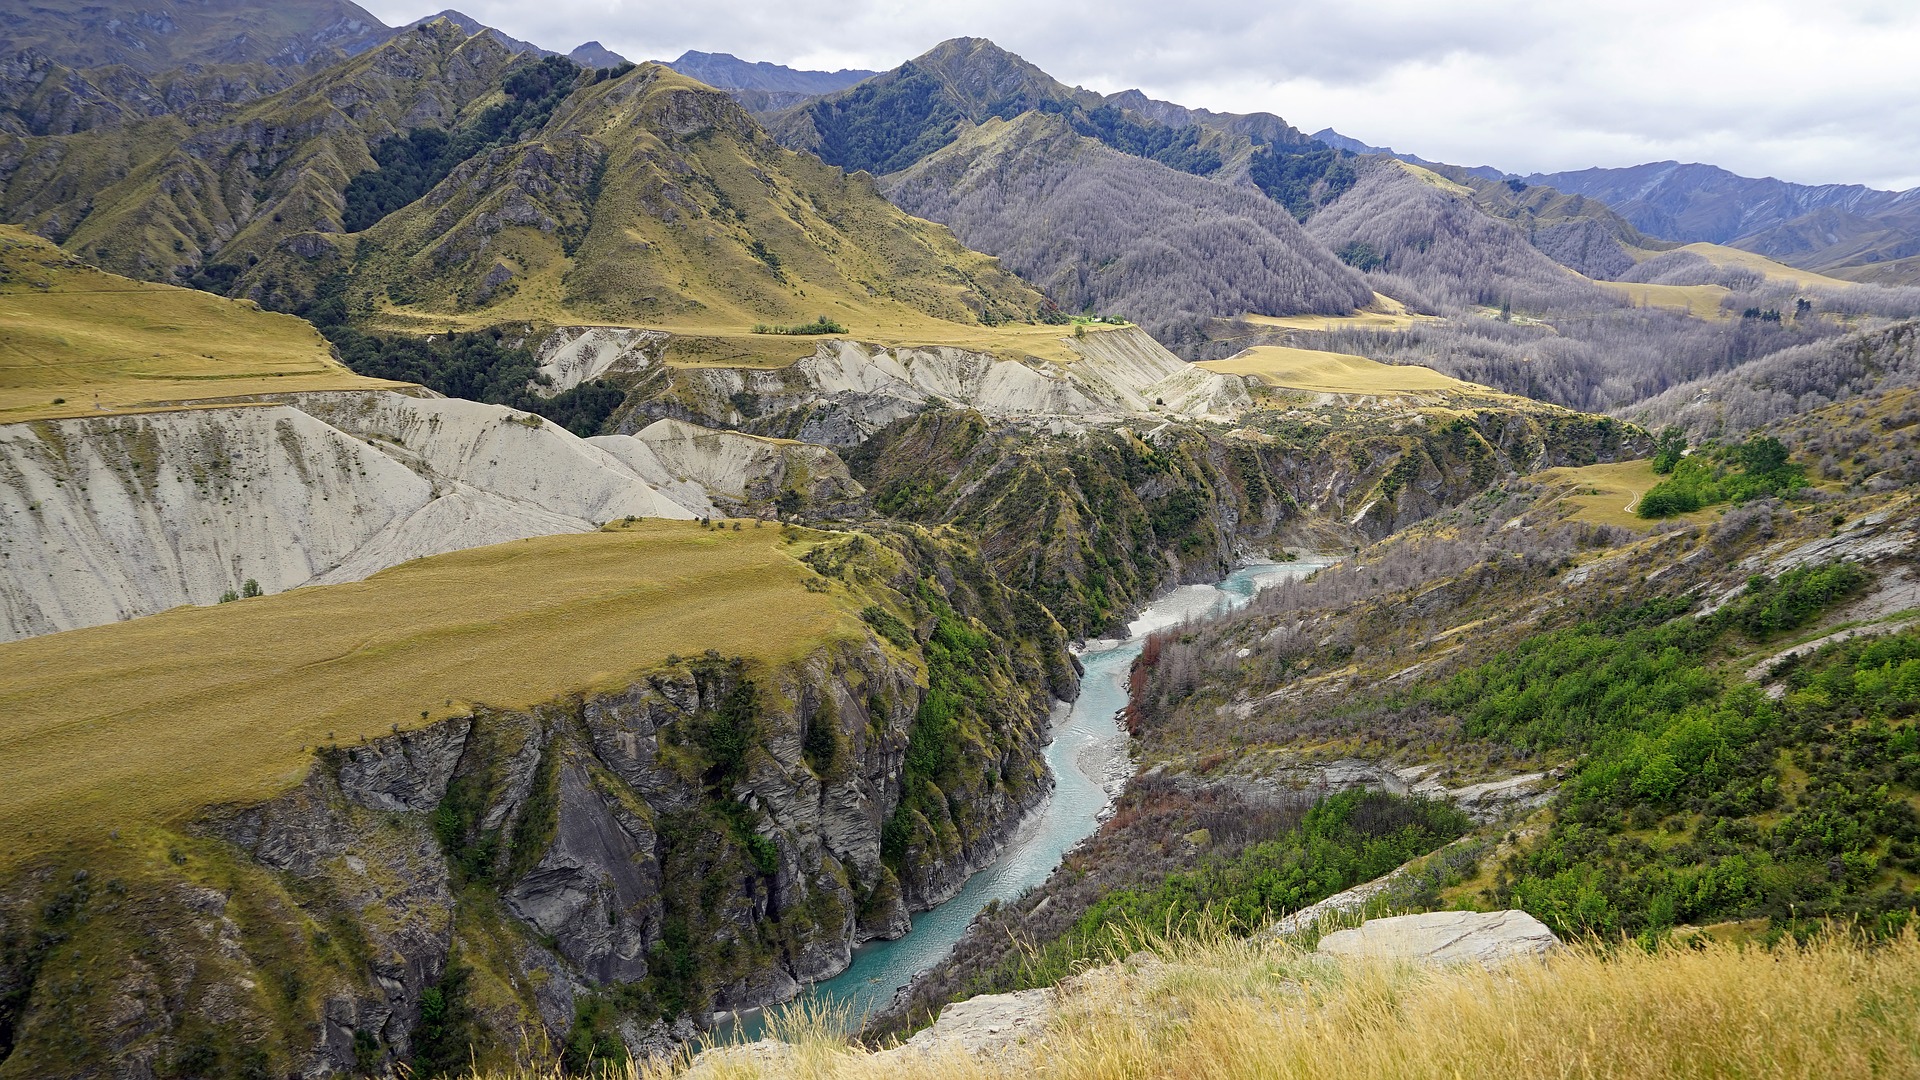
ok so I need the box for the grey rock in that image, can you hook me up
[505,756,661,984]
[1316,910,1560,967]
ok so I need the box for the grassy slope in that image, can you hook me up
[0,226,402,422]
[1528,459,1684,530]
[1232,293,1434,334]
[340,65,1057,357]
[1195,346,1477,394]
[0,521,860,873]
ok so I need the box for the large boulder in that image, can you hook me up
[1316,910,1560,967]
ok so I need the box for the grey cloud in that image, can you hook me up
[358,0,1920,189]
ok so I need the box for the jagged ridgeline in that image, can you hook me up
[757,37,1373,344]
[0,521,1074,1076]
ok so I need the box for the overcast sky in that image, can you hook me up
[358,0,1920,190]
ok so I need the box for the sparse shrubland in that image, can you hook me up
[1635,319,1920,438]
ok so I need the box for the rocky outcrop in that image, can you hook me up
[531,326,667,395]
[1315,910,1561,967]
[0,389,703,640]
[614,419,866,519]
[616,327,1251,447]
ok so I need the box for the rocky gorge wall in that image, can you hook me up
[0,527,1073,1078]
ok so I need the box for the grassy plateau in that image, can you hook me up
[0,521,862,873]
[0,225,405,423]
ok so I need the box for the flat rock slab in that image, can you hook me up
[1316,910,1559,967]
[880,987,1056,1063]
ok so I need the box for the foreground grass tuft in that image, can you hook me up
[467,928,1920,1079]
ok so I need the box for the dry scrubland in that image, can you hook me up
[0,226,404,423]
[0,522,855,872]
[1195,346,1478,394]
[474,930,1920,1079]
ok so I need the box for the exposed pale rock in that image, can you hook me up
[1315,910,1560,967]
[531,326,665,395]
[0,390,704,640]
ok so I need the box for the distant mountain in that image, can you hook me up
[666,50,875,96]
[0,0,392,71]
[400,9,552,57]
[754,37,1375,344]
[885,111,1372,346]
[568,41,629,68]
[1526,161,1920,285]
[1311,129,1505,181]
[766,37,1312,180]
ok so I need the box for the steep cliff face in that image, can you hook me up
[0,526,1071,1077]
[846,403,1645,638]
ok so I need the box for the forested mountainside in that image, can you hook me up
[883,112,1373,348]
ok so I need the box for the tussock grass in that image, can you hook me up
[0,522,858,873]
[491,929,1920,1079]
[1195,345,1479,394]
[0,225,403,423]
[1597,279,1733,320]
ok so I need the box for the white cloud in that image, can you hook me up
[357,0,1920,189]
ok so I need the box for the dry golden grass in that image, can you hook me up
[511,929,1920,1080]
[0,521,861,873]
[0,226,405,423]
[1233,293,1437,335]
[1671,242,1862,292]
[1597,280,1733,320]
[1531,459,1719,531]
[1195,346,1478,394]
